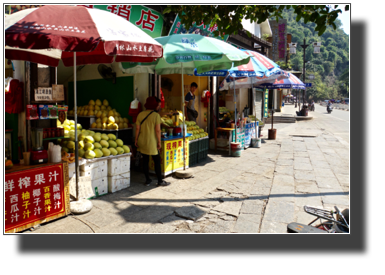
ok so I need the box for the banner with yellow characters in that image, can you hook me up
[149,138,189,176]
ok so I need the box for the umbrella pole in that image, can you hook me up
[234,79,237,143]
[182,63,186,170]
[74,53,79,201]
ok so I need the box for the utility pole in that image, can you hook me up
[300,38,309,106]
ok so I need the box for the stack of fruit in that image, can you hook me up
[186,121,208,140]
[59,119,82,137]
[60,129,131,159]
[160,110,184,127]
[68,99,130,130]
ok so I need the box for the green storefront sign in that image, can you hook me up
[169,14,229,41]
[79,5,164,38]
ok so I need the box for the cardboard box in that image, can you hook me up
[108,175,123,193]
[80,164,107,180]
[90,177,108,197]
[120,156,130,174]
[108,157,122,176]
[80,161,99,172]
[120,172,130,189]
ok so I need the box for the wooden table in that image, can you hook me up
[215,127,235,156]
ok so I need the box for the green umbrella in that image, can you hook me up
[121,34,251,169]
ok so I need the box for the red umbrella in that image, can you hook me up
[5,5,163,66]
[5,5,163,201]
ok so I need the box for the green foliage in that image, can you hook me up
[164,5,349,37]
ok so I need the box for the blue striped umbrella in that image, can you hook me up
[255,73,305,89]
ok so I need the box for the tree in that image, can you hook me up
[164,5,349,37]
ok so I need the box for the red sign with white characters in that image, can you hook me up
[5,164,66,232]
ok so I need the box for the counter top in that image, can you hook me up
[161,133,192,141]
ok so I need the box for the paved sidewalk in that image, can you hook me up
[25,105,349,234]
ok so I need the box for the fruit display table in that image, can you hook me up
[149,134,191,177]
[5,161,70,233]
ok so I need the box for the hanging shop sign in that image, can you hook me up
[34,87,53,101]
[269,19,287,62]
[169,14,229,41]
[77,5,163,38]
[5,163,70,233]
[263,89,269,118]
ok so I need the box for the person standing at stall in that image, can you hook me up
[185,82,198,122]
[135,96,170,187]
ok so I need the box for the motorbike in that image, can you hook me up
[287,205,349,233]
[327,105,333,113]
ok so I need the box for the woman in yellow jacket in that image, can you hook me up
[135,96,170,187]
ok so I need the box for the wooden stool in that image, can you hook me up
[215,127,235,156]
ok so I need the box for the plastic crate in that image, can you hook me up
[189,152,198,166]
[197,150,207,162]
[189,139,199,155]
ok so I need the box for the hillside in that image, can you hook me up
[280,8,349,101]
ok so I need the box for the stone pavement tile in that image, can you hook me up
[251,159,277,168]
[127,182,159,195]
[233,174,259,184]
[319,188,349,206]
[249,187,271,200]
[320,148,336,154]
[253,176,273,188]
[95,221,150,233]
[273,174,295,186]
[241,166,275,179]
[316,177,342,189]
[330,166,349,176]
[294,162,313,171]
[341,186,349,193]
[309,155,327,161]
[313,168,336,178]
[294,157,311,164]
[31,216,94,233]
[335,173,349,186]
[231,214,260,233]
[269,185,295,202]
[294,151,309,158]
[294,170,316,181]
[192,169,220,182]
[194,199,222,209]
[217,168,243,181]
[95,201,145,216]
[79,210,129,229]
[175,205,208,221]
[292,137,304,141]
[159,213,187,226]
[323,204,350,212]
[139,223,177,233]
[294,193,323,208]
[125,188,178,207]
[240,198,264,214]
[124,204,177,224]
[212,200,243,217]
[96,189,138,205]
[263,200,295,224]
[260,221,288,233]
[200,219,236,233]
[310,160,330,169]
[217,182,243,194]
[295,180,319,194]
[191,177,227,195]
[274,165,294,176]
[205,190,229,200]
[278,153,294,160]
[293,147,307,152]
[277,159,294,166]
[159,178,201,195]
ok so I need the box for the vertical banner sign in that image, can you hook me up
[79,5,163,38]
[149,139,189,176]
[169,14,229,42]
[5,164,69,233]
[263,89,269,118]
[269,19,287,62]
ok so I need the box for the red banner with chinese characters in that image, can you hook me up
[5,163,68,233]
